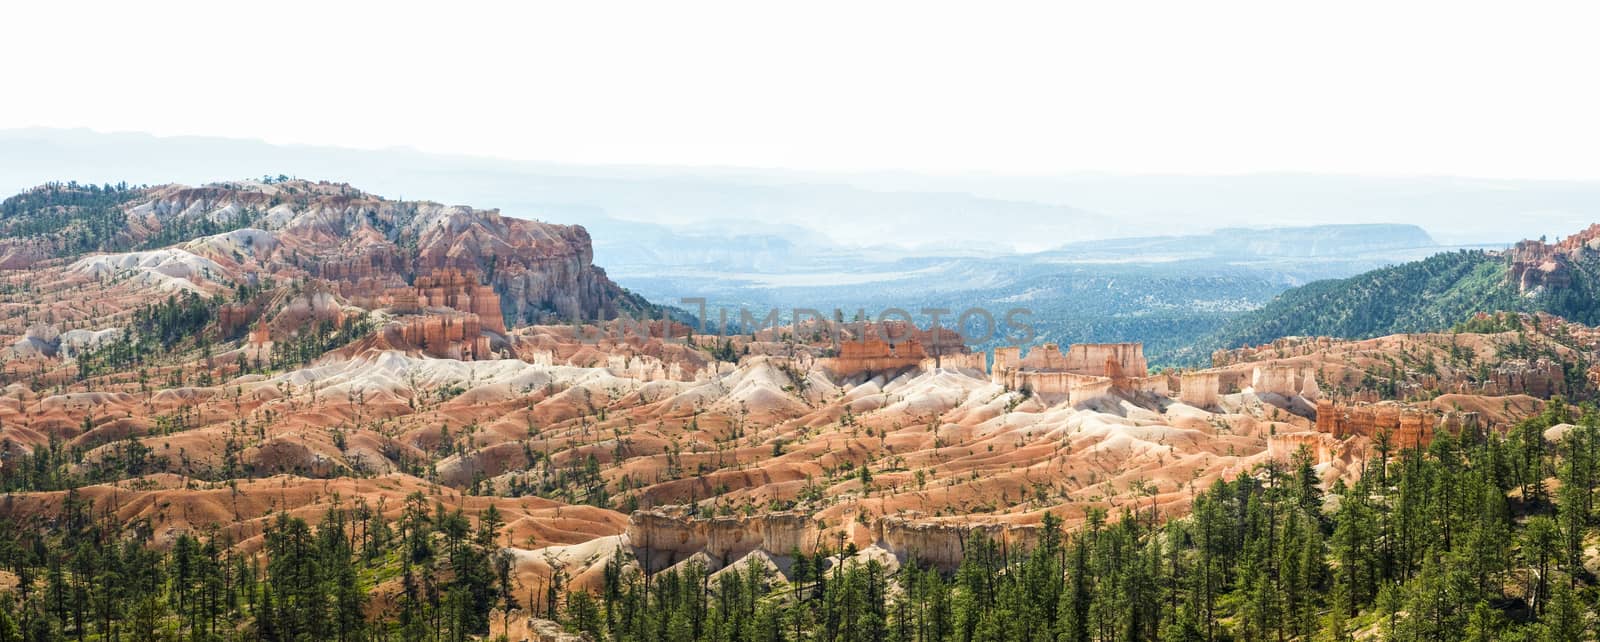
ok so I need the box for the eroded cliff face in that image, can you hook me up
[72,180,648,328]
[626,510,823,572]
[875,517,1039,570]
[1312,399,1483,448]
[990,342,1167,405]
[1179,372,1221,408]
[0,179,660,368]
[1507,223,1600,294]
[624,510,1041,572]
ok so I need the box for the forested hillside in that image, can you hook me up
[1186,242,1600,363]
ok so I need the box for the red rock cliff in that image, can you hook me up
[119,180,650,327]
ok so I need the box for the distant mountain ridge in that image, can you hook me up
[1035,223,1438,260]
[1209,223,1436,257]
[11,127,1600,251]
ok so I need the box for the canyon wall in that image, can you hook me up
[991,346,1022,377]
[134,181,646,328]
[217,303,259,338]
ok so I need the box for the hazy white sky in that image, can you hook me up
[4,1,1599,179]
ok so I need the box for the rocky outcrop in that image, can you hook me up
[1267,431,1342,465]
[273,290,346,334]
[1506,224,1600,294]
[1483,358,1564,398]
[5,325,124,361]
[625,510,1043,573]
[1072,343,1148,378]
[388,313,492,360]
[991,342,1160,404]
[504,320,712,380]
[819,323,975,378]
[1006,342,1147,378]
[411,269,506,333]
[1394,357,1567,399]
[245,320,272,361]
[57,328,122,360]
[1212,337,1337,367]
[924,351,987,372]
[876,517,1039,571]
[992,343,1148,381]
[625,510,822,572]
[1178,372,1220,408]
[1313,399,1481,447]
[1211,319,1587,403]
[1508,239,1572,293]
[825,338,928,378]
[216,303,259,338]
[1251,365,1319,400]
[1553,223,1600,253]
[525,619,590,642]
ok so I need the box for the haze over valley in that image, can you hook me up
[0,128,1566,364]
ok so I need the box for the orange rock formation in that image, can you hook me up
[410,268,506,333]
[991,342,1166,404]
[1313,399,1481,448]
[391,312,492,360]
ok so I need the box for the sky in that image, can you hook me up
[4,1,1600,180]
